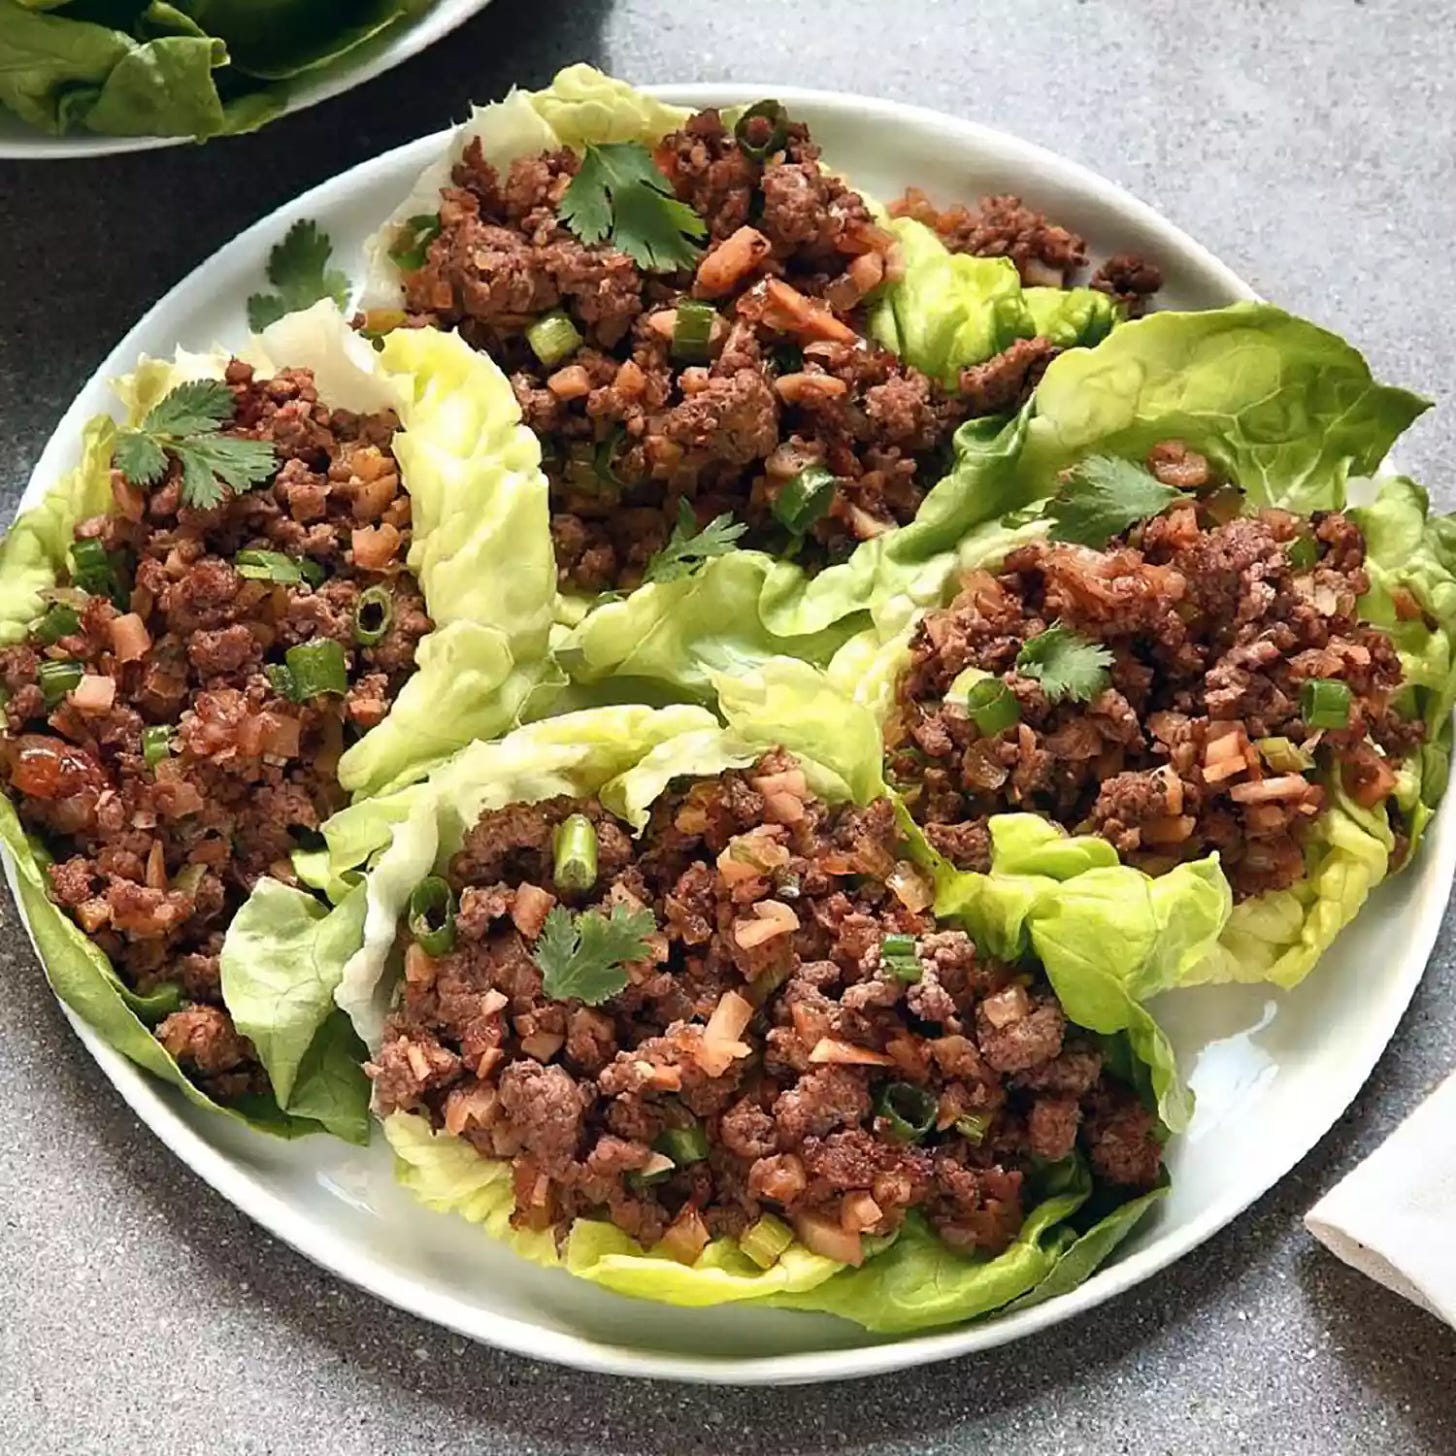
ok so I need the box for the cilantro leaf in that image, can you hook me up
[141,378,235,437]
[1047,455,1181,547]
[534,903,657,1006]
[111,431,167,487]
[1015,624,1114,703]
[388,213,443,272]
[560,142,707,272]
[246,219,351,333]
[644,500,747,584]
[112,380,276,511]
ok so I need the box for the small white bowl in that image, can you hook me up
[6,83,1450,1384]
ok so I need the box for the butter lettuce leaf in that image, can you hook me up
[1019,303,1428,514]
[334,324,558,798]
[935,815,1232,1130]
[1186,778,1393,989]
[866,217,1033,388]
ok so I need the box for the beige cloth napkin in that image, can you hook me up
[1305,1072,1456,1326]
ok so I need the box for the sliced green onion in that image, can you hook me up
[553,813,599,893]
[172,864,207,895]
[299,558,326,589]
[141,725,173,768]
[32,602,81,645]
[773,868,801,899]
[626,1152,675,1188]
[37,660,83,707]
[526,308,584,368]
[388,212,443,271]
[353,585,394,646]
[885,953,922,985]
[881,932,917,959]
[69,538,121,602]
[955,1112,991,1145]
[1285,533,1318,571]
[594,426,626,489]
[671,300,717,364]
[874,1082,938,1144]
[656,1123,710,1166]
[964,676,1021,736]
[235,549,304,584]
[408,876,456,956]
[772,463,837,535]
[734,98,789,161]
[284,639,348,699]
[1256,736,1314,773]
[1300,677,1352,730]
[740,1214,795,1269]
[265,663,298,701]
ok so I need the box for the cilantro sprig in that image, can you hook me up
[560,141,708,272]
[1047,455,1181,547]
[1015,623,1114,704]
[534,903,658,1006]
[644,500,747,584]
[112,380,275,512]
[247,219,351,333]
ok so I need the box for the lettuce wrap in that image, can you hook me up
[789,291,1442,990]
[0,301,555,1134]
[227,660,1227,1331]
[359,64,1123,708]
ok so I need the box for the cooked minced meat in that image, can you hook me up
[889,445,1420,900]
[369,751,1160,1265]
[0,362,431,1099]
[394,109,1147,595]
[889,186,1162,316]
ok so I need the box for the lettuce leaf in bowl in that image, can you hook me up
[0,0,430,139]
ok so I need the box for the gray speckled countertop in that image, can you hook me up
[2,1,1456,1450]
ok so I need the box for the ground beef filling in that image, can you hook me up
[368,752,1159,1264]
[889,186,1163,316]
[890,447,1420,899]
[397,111,982,593]
[0,362,431,1099]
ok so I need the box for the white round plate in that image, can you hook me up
[8,85,1453,1384]
[0,0,491,160]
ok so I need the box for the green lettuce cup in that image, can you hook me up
[227,668,1228,1331]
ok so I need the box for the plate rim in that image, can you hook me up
[7,80,1448,1384]
[0,0,493,161]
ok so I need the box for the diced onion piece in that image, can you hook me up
[759,278,858,343]
[981,984,1030,1029]
[1201,755,1249,784]
[1228,774,1313,804]
[696,990,754,1077]
[887,861,934,912]
[144,839,167,890]
[109,612,151,662]
[546,364,592,400]
[660,1207,711,1266]
[443,1083,497,1136]
[807,1037,895,1067]
[717,848,765,885]
[733,899,800,948]
[403,943,437,985]
[511,883,557,939]
[258,711,301,759]
[1139,814,1197,845]
[520,1031,565,1062]
[643,1062,683,1091]
[70,674,115,712]
[763,791,805,824]
[751,767,808,800]
[840,1192,883,1234]
[794,1213,864,1266]
[352,522,402,570]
